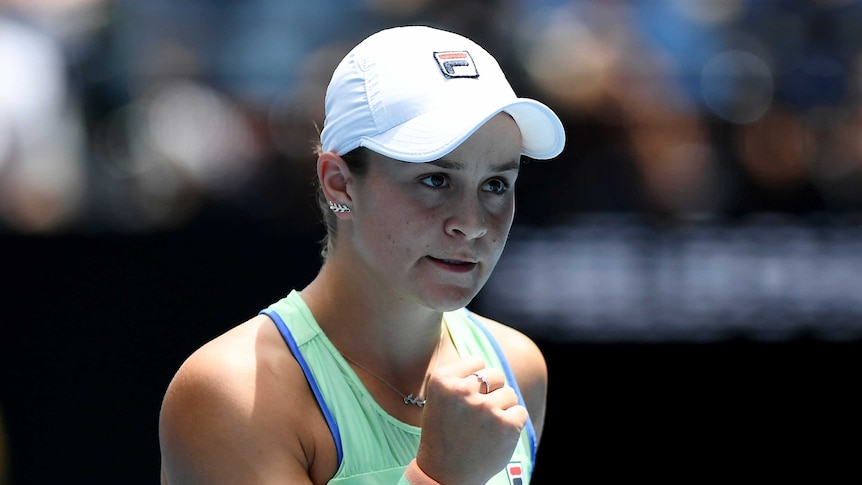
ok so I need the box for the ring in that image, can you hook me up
[473,371,490,394]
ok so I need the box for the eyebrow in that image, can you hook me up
[428,159,520,173]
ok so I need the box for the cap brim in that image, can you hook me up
[358,97,565,163]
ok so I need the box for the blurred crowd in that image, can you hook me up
[2,0,862,235]
[478,212,862,341]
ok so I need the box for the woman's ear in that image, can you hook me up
[318,151,352,216]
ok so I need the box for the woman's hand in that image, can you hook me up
[415,355,528,484]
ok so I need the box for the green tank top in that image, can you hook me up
[261,290,536,485]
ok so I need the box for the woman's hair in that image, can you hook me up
[314,145,371,260]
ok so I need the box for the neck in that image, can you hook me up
[301,261,445,370]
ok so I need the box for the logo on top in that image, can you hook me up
[434,51,479,78]
[506,462,524,485]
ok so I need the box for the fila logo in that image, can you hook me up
[506,462,524,485]
[433,51,479,78]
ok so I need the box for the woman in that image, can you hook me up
[159,25,565,484]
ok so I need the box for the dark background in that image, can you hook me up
[2,1,862,483]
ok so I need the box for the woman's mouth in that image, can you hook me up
[427,256,478,273]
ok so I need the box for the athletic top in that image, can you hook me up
[260,290,536,484]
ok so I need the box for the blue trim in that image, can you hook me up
[260,308,344,466]
[464,310,538,463]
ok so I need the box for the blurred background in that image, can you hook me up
[1,0,860,482]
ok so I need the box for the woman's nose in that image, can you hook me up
[444,196,488,240]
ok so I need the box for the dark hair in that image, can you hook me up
[315,146,371,260]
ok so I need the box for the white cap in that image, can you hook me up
[320,26,566,162]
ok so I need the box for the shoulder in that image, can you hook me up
[469,313,548,389]
[159,314,332,484]
[468,312,549,438]
[161,317,273,418]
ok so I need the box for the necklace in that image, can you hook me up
[340,323,445,408]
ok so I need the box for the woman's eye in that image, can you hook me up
[420,174,449,188]
[483,178,509,194]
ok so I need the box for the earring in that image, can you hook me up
[328,201,351,213]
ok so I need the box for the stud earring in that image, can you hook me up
[328,201,351,213]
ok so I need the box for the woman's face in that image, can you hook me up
[346,112,522,311]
